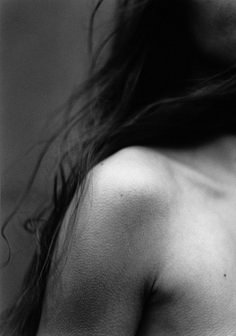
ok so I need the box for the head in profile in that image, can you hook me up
[1,0,236,335]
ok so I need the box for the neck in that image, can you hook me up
[163,135,236,187]
[195,135,236,171]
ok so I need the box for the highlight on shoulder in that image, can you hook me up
[57,145,177,261]
[73,145,178,250]
[90,145,176,203]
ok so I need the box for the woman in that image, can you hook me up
[2,0,236,335]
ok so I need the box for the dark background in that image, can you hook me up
[1,0,114,313]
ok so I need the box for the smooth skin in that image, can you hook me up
[191,0,236,63]
[38,139,236,336]
[37,1,236,335]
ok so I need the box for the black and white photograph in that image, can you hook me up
[1,0,236,335]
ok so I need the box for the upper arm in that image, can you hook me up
[38,155,169,335]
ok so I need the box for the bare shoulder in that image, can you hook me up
[89,145,177,206]
[58,145,179,269]
[55,145,181,287]
[38,146,182,334]
[71,145,178,266]
[39,147,176,335]
[80,145,179,242]
[66,145,177,275]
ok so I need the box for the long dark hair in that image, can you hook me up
[1,0,236,335]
